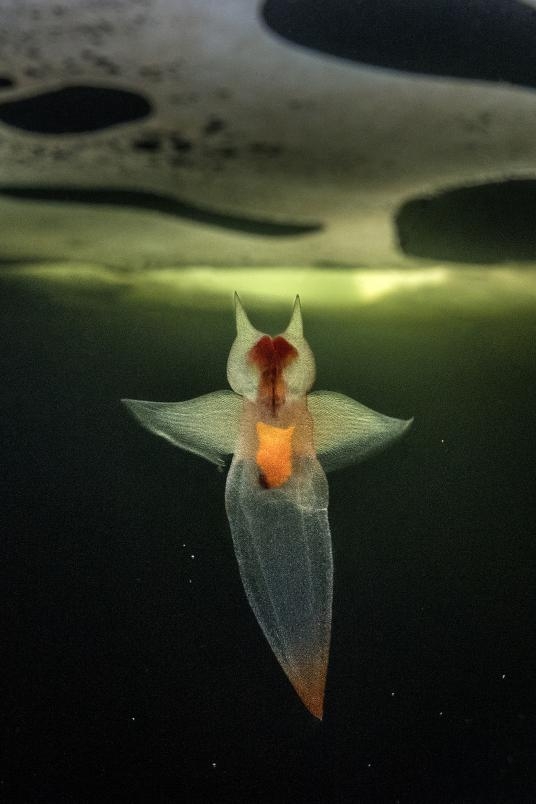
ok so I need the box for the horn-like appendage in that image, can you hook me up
[228,294,263,400]
[228,293,315,402]
[234,292,258,338]
[284,295,303,339]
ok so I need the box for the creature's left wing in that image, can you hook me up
[309,390,412,474]
[122,390,242,467]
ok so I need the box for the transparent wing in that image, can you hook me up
[309,390,412,474]
[225,454,332,719]
[122,390,242,467]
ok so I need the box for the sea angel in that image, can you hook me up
[123,295,411,719]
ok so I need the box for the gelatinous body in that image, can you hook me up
[123,296,411,719]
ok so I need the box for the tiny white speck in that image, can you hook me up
[190,554,195,559]
[182,543,186,547]
[367,763,372,768]
[131,717,136,721]
[188,578,192,583]
[440,439,444,443]
[391,691,395,697]
[439,711,443,716]
[212,762,217,768]
[502,674,506,679]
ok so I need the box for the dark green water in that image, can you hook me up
[2,268,535,802]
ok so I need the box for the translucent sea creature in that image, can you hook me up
[123,295,411,719]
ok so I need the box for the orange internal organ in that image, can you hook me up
[255,421,295,489]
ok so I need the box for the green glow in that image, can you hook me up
[3,263,536,314]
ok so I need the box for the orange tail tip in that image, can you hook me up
[287,656,328,720]
[295,682,325,720]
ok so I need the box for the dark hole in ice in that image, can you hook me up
[133,136,161,152]
[0,76,15,89]
[204,117,226,135]
[0,185,323,237]
[396,180,536,263]
[262,0,536,90]
[170,135,193,152]
[0,85,151,134]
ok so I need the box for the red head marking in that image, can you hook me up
[248,335,298,413]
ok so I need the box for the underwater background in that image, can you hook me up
[2,269,536,802]
[2,1,536,802]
